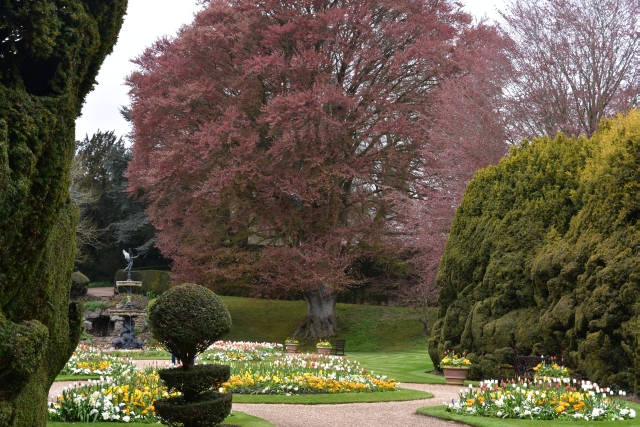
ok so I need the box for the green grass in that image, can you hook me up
[83,301,108,311]
[348,348,442,384]
[417,403,640,427]
[47,410,274,426]
[54,374,101,381]
[347,348,476,385]
[219,296,436,352]
[233,387,432,404]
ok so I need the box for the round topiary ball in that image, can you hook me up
[71,271,90,297]
[148,283,231,369]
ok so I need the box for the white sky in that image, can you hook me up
[75,0,506,142]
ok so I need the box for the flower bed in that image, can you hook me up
[49,369,171,423]
[533,357,570,378]
[49,343,395,422]
[199,341,283,362]
[447,379,636,421]
[60,344,137,377]
[221,354,397,394]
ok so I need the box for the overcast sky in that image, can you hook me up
[75,0,507,142]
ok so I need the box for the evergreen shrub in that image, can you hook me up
[149,283,233,426]
[0,1,126,425]
[429,110,640,391]
[71,272,90,297]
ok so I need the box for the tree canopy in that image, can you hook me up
[499,0,639,140]
[72,130,170,280]
[127,0,508,337]
[429,109,640,391]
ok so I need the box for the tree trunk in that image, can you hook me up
[294,284,338,339]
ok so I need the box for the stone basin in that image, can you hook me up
[116,280,142,288]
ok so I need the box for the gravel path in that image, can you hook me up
[49,360,467,426]
[233,383,464,427]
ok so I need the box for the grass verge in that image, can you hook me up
[54,375,100,381]
[47,410,275,427]
[232,387,432,404]
[416,403,640,427]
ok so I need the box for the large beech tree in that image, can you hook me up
[127,0,507,338]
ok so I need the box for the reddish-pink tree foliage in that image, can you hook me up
[499,0,639,139]
[126,0,508,338]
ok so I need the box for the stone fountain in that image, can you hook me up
[111,248,144,350]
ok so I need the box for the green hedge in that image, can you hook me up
[115,269,171,295]
[429,110,640,391]
[0,1,127,425]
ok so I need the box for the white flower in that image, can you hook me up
[629,409,636,419]
[122,415,131,422]
[102,412,110,420]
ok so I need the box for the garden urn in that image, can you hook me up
[442,367,469,385]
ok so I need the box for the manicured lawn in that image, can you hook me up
[417,403,640,427]
[233,387,432,404]
[347,348,475,385]
[47,410,275,426]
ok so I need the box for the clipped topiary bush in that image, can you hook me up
[429,110,640,391]
[70,271,90,297]
[149,283,233,426]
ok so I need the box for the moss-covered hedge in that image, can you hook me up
[429,110,640,392]
[0,1,126,425]
[115,269,171,295]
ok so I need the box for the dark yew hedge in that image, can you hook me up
[0,1,126,426]
[429,110,640,392]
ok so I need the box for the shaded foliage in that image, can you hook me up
[73,130,170,281]
[429,110,640,391]
[0,1,127,425]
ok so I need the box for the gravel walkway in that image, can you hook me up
[233,383,465,427]
[49,360,467,426]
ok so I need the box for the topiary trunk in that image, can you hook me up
[0,2,127,425]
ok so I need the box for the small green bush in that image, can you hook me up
[70,272,90,298]
[154,392,232,427]
[148,283,232,369]
[149,284,233,427]
[160,365,230,400]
